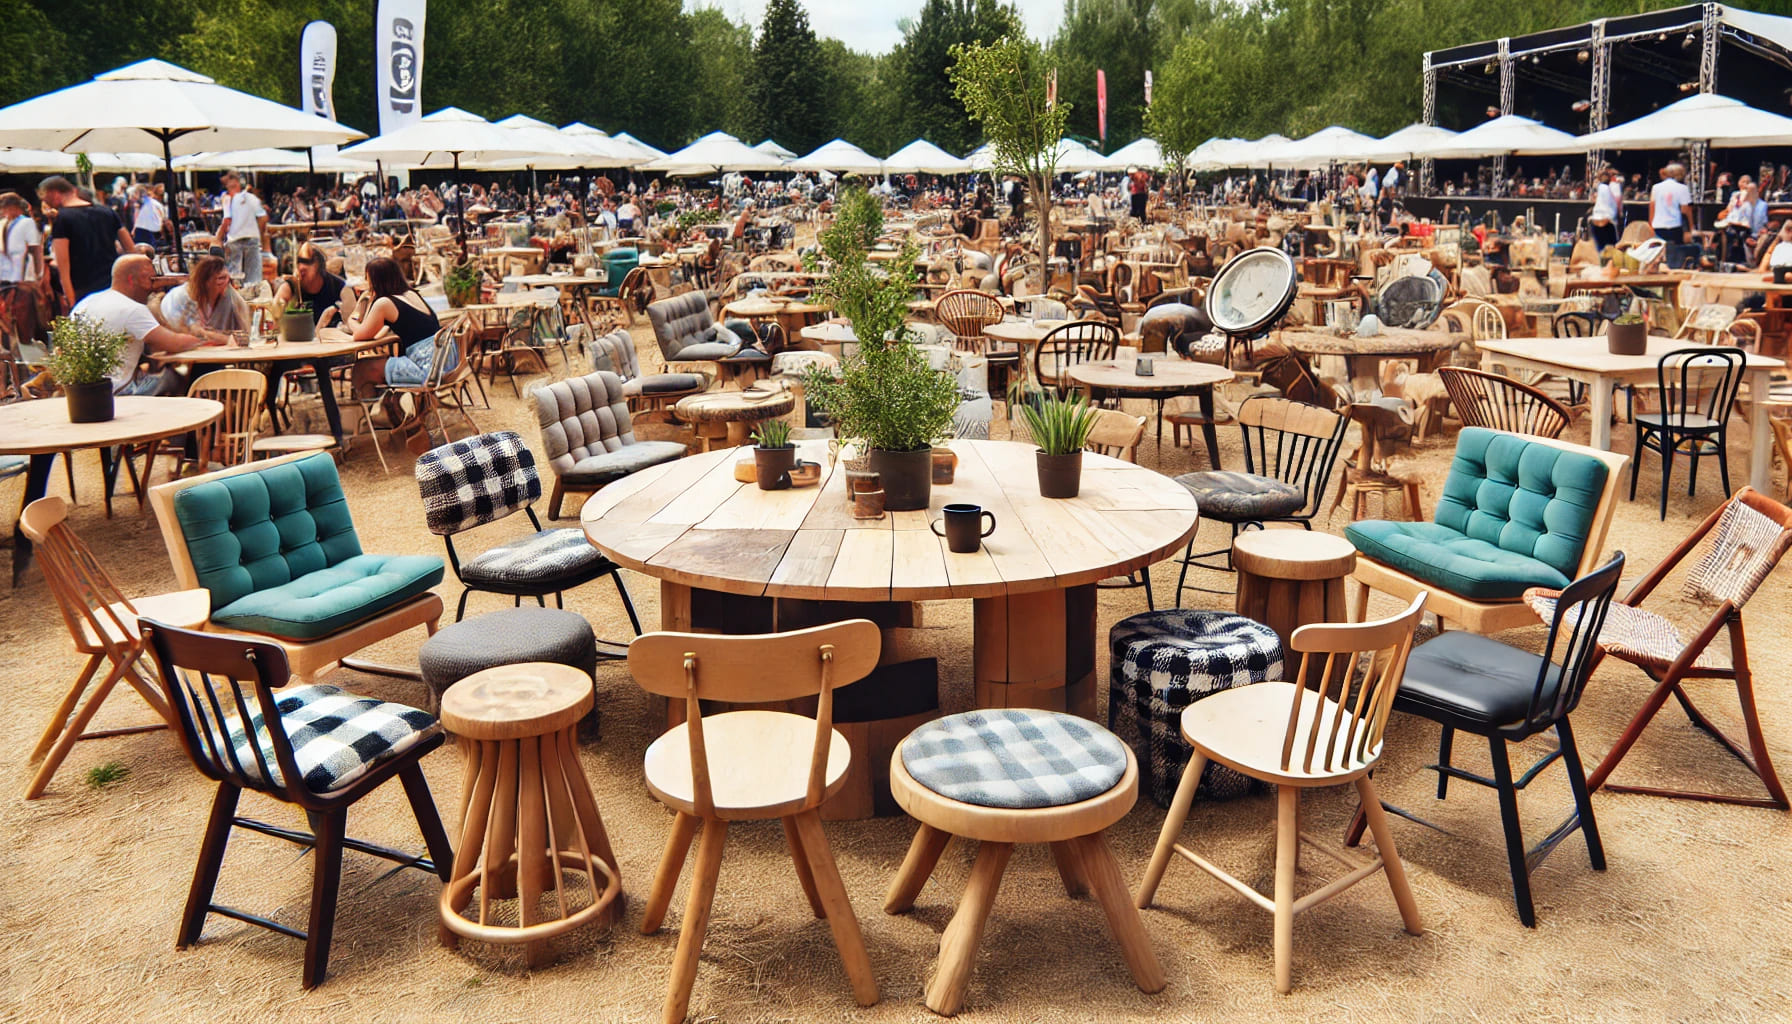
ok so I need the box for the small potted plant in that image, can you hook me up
[444,260,481,308]
[750,419,796,490]
[278,300,314,342]
[45,315,126,423]
[1606,311,1648,356]
[1018,395,1099,498]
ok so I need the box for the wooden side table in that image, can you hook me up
[673,387,796,451]
[1233,530,1357,658]
[438,663,621,967]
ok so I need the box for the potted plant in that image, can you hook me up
[45,315,126,423]
[750,419,796,490]
[803,187,961,511]
[1018,395,1099,498]
[444,260,481,308]
[1606,311,1648,356]
[278,300,314,342]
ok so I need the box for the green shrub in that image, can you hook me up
[45,315,128,387]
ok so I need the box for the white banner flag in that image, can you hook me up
[300,21,338,161]
[376,0,426,136]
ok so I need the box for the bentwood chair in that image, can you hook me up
[936,289,1013,400]
[1437,366,1572,439]
[629,622,882,1024]
[19,496,205,799]
[1630,346,1744,520]
[1136,593,1429,993]
[1035,319,1120,397]
[139,619,454,988]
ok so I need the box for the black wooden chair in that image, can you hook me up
[1631,346,1744,520]
[139,619,454,988]
[1034,319,1119,397]
[1347,552,1625,927]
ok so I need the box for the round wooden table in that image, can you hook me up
[1067,357,1236,459]
[724,296,832,344]
[0,396,222,585]
[980,317,1074,351]
[152,328,398,446]
[1276,327,1460,387]
[1232,530,1356,663]
[673,387,797,452]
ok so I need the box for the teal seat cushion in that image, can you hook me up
[210,554,444,641]
[1344,520,1570,600]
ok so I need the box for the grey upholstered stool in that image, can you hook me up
[418,607,598,718]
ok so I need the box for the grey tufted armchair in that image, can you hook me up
[647,290,744,365]
[531,371,689,519]
[587,327,709,414]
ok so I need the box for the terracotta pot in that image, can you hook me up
[851,488,886,520]
[753,445,796,490]
[1035,449,1084,499]
[1606,319,1648,356]
[279,310,315,343]
[869,447,932,511]
[65,380,114,424]
[931,447,958,485]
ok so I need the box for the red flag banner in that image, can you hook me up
[1144,70,1153,107]
[1096,69,1108,142]
[1047,68,1058,110]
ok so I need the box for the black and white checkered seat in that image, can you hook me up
[901,708,1129,810]
[1109,610,1284,806]
[457,527,610,585]
[221,684,438,793]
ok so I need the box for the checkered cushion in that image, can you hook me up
[458,527,611,585]
[1109,610,1284,805]
[901,709,1128,810]
[222,684,437,793]
[416,431,540,536]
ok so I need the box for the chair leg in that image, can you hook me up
[885,822,951,914]
[1050,839,1088,897]
[1659,434,1673,521]
[926,839,1012,1016]
[781,815,825,918]
[29,653,104,763]
[455,588,472,622]
[1435,727,1455,799]
[612,572,643,636]
[179,782,240,948]
[641,811,699,935]
[302,808,347,989]
[1688,438,1701,497]
[1142,569,1155,611]
[1273,784,1298,994]
[548,477,566,521]
[1137,750,1206,909]
[1556,718,1605,872]
[399,762,456,881]
[25,653,137,799]
[1072,831,1166,994]
[1629,428,1643,501]
[1717,429,1732,499]
[662,818,727,1024]
[1355,775,1423,935]
[792,809,878,1007]
[1488,737,1536,928]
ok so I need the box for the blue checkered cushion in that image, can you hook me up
[416,431,540,536]
[901,709,1128,810]
[1109,610,1283,806]
[221,684,437,793]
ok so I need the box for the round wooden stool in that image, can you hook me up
[673,386,794,451]
[1233,530,1357,657]
[885,709,1165,1016]
[438,663,621,967]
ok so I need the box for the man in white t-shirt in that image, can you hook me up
[615,196,641,235]
[70,255,216,395]
[216,171,268,283]
[0,192,42,283]
[1649,163,1694,246]
[129,185,167,249]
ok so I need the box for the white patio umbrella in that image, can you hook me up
[560,123,644,168]
[613,133,668,162]
[1186,137,1247,171]
[1348,123,1461,164]
[754,139,797,160]
[1423,115,1583,159]
[789,138,884,175]
[1105,136,1164,170]
[0,149,161,173]
[174,147,374,174]
[1234,134,1291,168]
[965,144,997,172]
[1580,92,1792,150]
[1265,126,1377,169]
[1052,138,1111,173]
[641,131,785,176]
[882,139,968,175]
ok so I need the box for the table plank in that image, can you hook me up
[767,529,846,599]
[646,528,794,595]
[826,529,894,599]
[583,450,725,525]
[646,452,750,526]
[890,528,951,601]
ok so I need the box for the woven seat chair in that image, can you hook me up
[935,288,1012,400]
[1437,366,1571,439]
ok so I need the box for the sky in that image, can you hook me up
[697,0,1064,53]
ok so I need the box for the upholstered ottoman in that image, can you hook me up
[418,607,598,719]
[1109,609,1284,806]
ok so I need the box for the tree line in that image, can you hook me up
[2,0,1705,161]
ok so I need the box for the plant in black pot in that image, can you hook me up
[278,299,314,342]
[803,187,961,511]
[1018,394,1099,498]
[1606,310,1648,356]
[750,419,796,490]
[46,315,126,424]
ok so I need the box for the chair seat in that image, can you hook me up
[677,341,741,361]
[223,683,438,793]
[1347,520,1570,601]
[210,554,445,642]
[644,709,850,819]
[1526,592,1730,672]
[1176,470,1305,522]
[458,528,615,587]
[1181,682,1382,784]
[1636,411,1722,432]
[901,708,1127,810]
[1396,631,1562,735]
[563,439,688,487]
[624,373,707,396]
[0,454,27,480]
[78,588,212,649]
[251,434,337,455]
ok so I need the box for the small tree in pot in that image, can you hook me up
[750,418,796,490]
[443,260,481,308]
[45,315,127,423]
[1018,395,1099,498]
[803,187,961,511]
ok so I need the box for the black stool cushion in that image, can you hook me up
[1396,630,1560,736]
[419,607,598,704]
[1175,470,1304,522]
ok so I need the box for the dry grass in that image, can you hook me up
[3,315,1791,1024]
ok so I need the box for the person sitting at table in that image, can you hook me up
[1718,176,1769,266]
[274,242,356,328]
[344,256,447,426]
[159,254,249,338]
[71,254,220,396]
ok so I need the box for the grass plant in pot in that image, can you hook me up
[751,419,796,490]
[1018,394,1099,498]
[1606,311,1648,356]
[46,315,126,424]
[803,187,961,511]
[278,300,314,342]
[444,260,481,308]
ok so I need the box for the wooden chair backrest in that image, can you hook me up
[1676,303,1740,344]
[1470,302,1507,341]
[1236,396,1349,519]
[1437,366,1571,439]
[1035,319,1119,385]
[935,289,1004,348]
[1279,593,1426,775]
[628,620,881,817]
[1084,408,1146,462]
[20,496,136,658]
[187,368,267,470]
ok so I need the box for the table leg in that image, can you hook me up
[313,357,346,446]
[1749,368,1772,491]
[1588,376,1614,451]
[725,420,752,448]
[972,584,1097,718]
[11,452,55,587]
[1196,386,1221,470]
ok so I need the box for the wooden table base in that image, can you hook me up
[973,584,1098,718]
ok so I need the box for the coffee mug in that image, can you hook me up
[930,502,996,553]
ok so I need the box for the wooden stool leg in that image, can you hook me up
[792,809,878,1007]
[485,741,521,899]
[1072,831,1166,994]
[556,729,621,878]
[1137,751,1206,909]
[1273,785,1298,994]
[1356,776,1423,935]
[441,740,497,948]
[926,840,1012,1016]
[662,819,727,1024]
[641,811,700,935]
[885,822,951,914]
[1049,840,1088,898]
[517,737,551,967]
[782,815,825,918]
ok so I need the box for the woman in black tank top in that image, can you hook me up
[345,257,452,433]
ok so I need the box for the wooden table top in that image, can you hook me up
[1562,273,1686,295]
[1478,335,1784,377]
[982,318,1075,346]
[0,396,222,456]
[724,296,830,318]
[580,439,1200,601]
[1687,271,1792,294]
[673,387,796,423]
[1277,326,1461,358]
[1068,358,1234,394]
[152,328,395,365]
[504,273,606,289]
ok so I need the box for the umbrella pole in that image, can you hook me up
[308,148,318,239]
[163,134,186,274]
[454,152,467,254]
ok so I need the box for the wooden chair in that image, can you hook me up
[1630,346,1744,520]
[349,324,465,473]
[1675,303,1740,345]
[392,318,481,448]
[138,619,454,988]
[1533,488,1792,809]
[1086,409,1154,606]
[629,621,882,1024]
[1772,416,1792,501]
[1437,366,1571,439]
[586,266,650,326]
[157,368,265,481]
[1136,594,1428,993]
[1034,319,1119,396]
[18,496,206,798]
[935,288,1013,399]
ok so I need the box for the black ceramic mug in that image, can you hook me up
[930,502,996,553]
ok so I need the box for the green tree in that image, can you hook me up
[1049,0,1155,151]
[747,0,828,155]
[687,7,756,141]
[895,0,1022,154]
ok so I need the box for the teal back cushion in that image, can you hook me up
[1433,428,1607,580]
[172,453,363,610]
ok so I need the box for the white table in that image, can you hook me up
[1478,336,1784,491]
